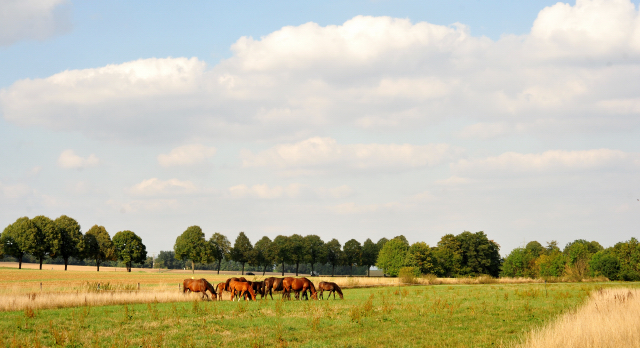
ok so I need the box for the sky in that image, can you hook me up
[1,0,639,256]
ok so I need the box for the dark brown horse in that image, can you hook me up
[263,277,285,300]
[251,281,264,299]
[183,278,217,300]
[229,281,256,301]
[318,281,343,299]
[282,277,318,300]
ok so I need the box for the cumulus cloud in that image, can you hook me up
[241,137,458,174]
[0,0,71,46]
[128,178,198,196]
[453,149,636,175]
[228,183,302,199]
[2,1,640,141]
[57,150,99,169]
[158,144,217,167]
[0,181,33,199]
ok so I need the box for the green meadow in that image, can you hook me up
[4,282,638,348]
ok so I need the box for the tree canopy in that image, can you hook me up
[230,232,253,275]
[174,225,212,274]
[376,236,409,276]
[112,230,147,272]
[54,215,84,271]
[84,225,115,271]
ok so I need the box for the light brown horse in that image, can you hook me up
[183,278,217,300]
[229,281,256,301]
[282,277,318,300]
[263,277,285,300]
[318,281,343,299]
[215,282,226,301]
[225,277,250,301]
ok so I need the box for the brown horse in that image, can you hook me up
[215,282,226,300]
[263,277,285,300]
[226,277,250,301]
[251,281,264,299]
[183,278,217,300]
[282,277,318,300]
[229,281,256,301]
[318,281,343,299]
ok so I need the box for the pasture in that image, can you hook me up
[1,266,638,347]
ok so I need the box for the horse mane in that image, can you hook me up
[308,280,317,294]
[334,283,343,298]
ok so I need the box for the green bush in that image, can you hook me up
[398,267,420,284]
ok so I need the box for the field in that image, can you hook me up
[1,264,638,347]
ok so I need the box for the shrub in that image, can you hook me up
[398,267,420,284]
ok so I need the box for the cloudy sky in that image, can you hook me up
[1,0,639,256]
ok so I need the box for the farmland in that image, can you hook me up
[2,266,638,347]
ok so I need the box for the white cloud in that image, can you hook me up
[128,178,198,196]
[57,150,99,169]
[2,2,640,141]
[0,181,33,199]
[241,137,458,173]
[228,183,302,199]
[453,149,636,175]
[0,0,71,46]
[327,202,399,214]
[158,144,217,167]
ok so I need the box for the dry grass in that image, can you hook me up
[515,288,640,348]
[0,290,207,312]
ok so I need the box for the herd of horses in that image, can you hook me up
[182,276,344,301]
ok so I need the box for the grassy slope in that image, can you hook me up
[4,282,637,348]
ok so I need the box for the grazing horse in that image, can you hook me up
[229,281,256,301]
[251,281,265,299]
[263,277,285,300]
[282,277,318,300]
[318,281,343,300]
[215,282,226,301]
[226,277,250,301]
[183,278,217,300]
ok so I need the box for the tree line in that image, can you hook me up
[0,216,147,272]
[501,238,640,281]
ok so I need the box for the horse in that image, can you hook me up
[318,281,343,300]
[183,278,217,300]
[229,281,256,301]
[251,281,265,299]
[263,277,285,300]
[226,277,250,301]
[282,277,318,300]
[215,282,226,301]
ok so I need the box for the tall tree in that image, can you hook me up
[325,239,343,277]
[405,242,436,275]
[304,235,325,275]
[456,231,501,277]
[271,235,291,276]
[112,230,147,272]
[83,225,115,271]
[209,233,231,274]
[376,237,389,252]
[288,234,305,276]
[174,226,213,274]
[376,236,409,276]
[361,238,379,277]
[433,234,463,277]
[249,236,273,275]
[54,215,84,271]
[343,239,362,276]
[0,217,34,269]
[230,232,253,275]
[29,216,57,270]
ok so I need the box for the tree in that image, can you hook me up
[112,230,147,272]
[29,216,58,270]
[174,226,213,274]
[304,235,325,275]
[611,238,640,281]
[155,251,186,269]
[0,217,35,269]
[209,233,231,274]
[501,247,537,278]
[288,234,306,276]
[376,237,389,252]
[230,232,253,275]
[54,215,84,271]
[249,236,273,275]
[590,249,620,280]
[376,236,409,276]
[271,235,291,276]
[525,241,544,258]
[325,239,343,277]
[84,225,115,271]
[456,231,501,277]
[343,239,362,276]
[432,234,463,277]
[361,238,378,277]
[563,239,603,280]
[405,242,436,275]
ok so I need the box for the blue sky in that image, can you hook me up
[1,0,639,255]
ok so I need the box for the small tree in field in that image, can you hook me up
[174,226,213,273]
[209,233,231,274]
[230,232,253,275]
[54,215,84,271]
[325,239,343,277]
[113,230,147,272]
[84,225,115,271]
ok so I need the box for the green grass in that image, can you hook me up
[2,282,637,347]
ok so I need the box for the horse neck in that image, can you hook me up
[308,281,317,294]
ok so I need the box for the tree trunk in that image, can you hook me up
[127,262,132,272]
[281,262,285,276]
[311,261,315,274]
[39,256,43,270]
[97,260,100,272]
[18,255,23,269]
[217,259,222,274]
[241,262,245,275]
[351,264,353,276]
[295,262,299,276]
[192,260,195,274]
[332,264,335,277]
[262,264,267,276]
[367,266,370,277]
[64,257,69,271]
